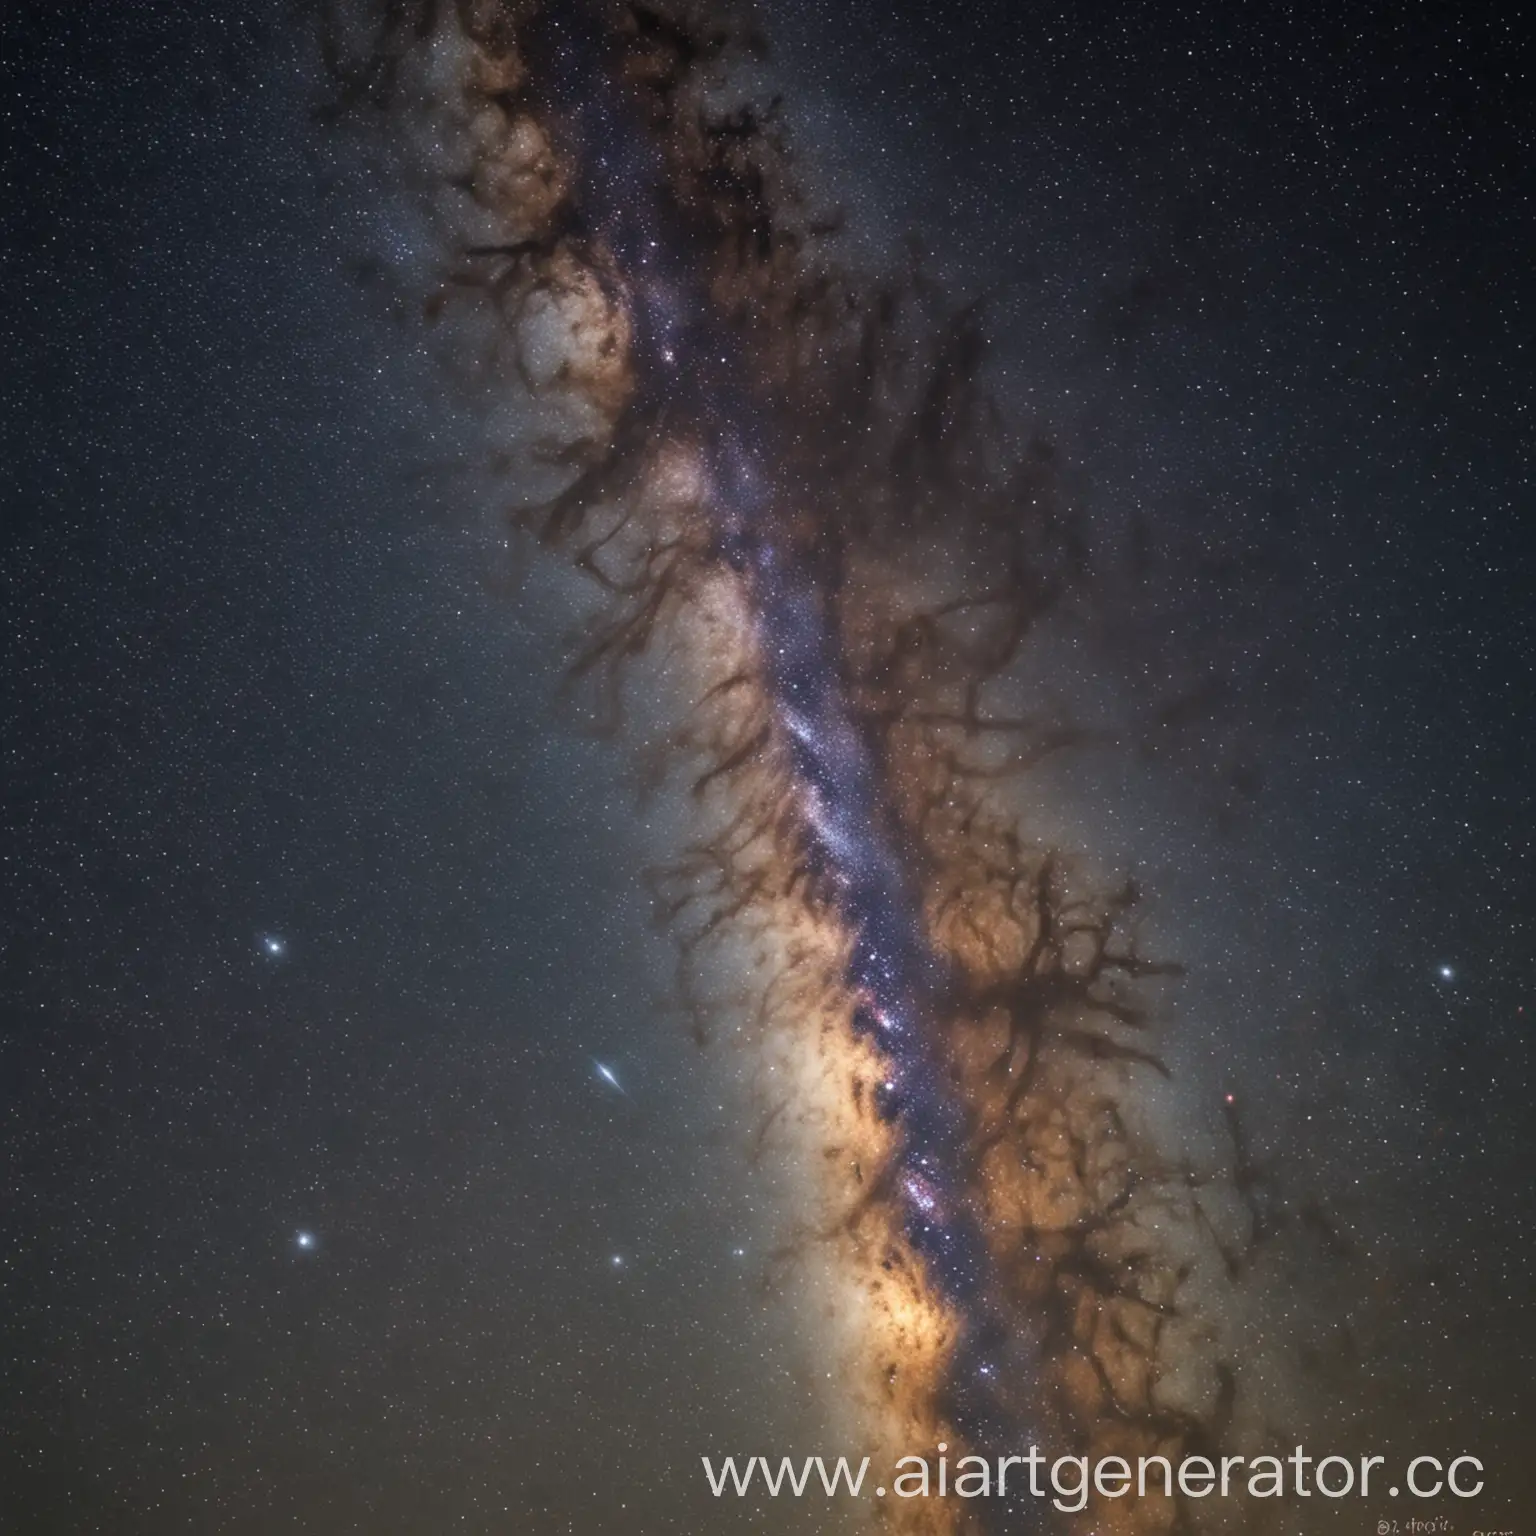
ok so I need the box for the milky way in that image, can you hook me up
[319,0,1330,1528]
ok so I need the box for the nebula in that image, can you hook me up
[315,2,1322,1529]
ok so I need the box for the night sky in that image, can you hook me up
[2,3,1532,1534]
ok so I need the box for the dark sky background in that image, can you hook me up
[2,2,1532,1533]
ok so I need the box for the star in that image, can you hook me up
[262,935,286,958]
[1437,964,1455,982]
[295,1230,316,1251]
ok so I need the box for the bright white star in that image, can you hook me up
[1438,964,1455,982]
[263,935,285,957]
[295,1230,316,1251]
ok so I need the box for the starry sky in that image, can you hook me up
[1,2,1532,1533]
